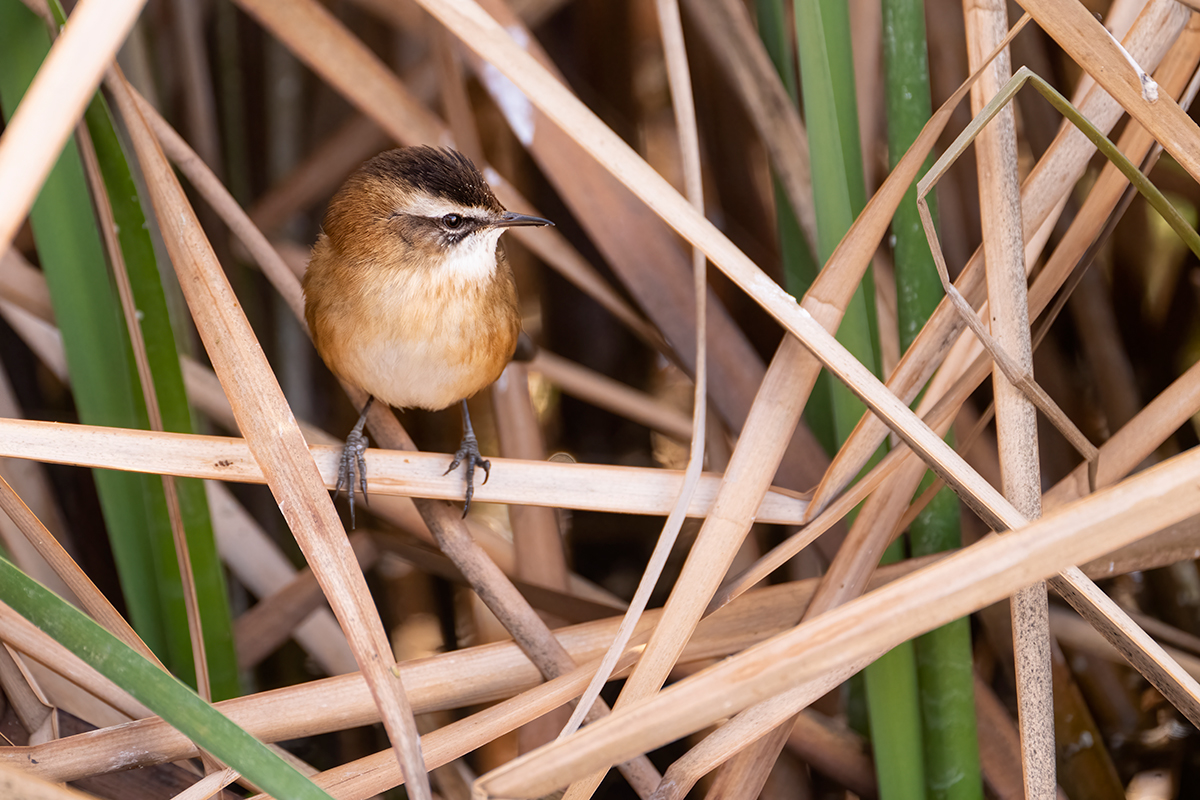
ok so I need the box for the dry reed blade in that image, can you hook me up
[0,600,151,722]
[806,0,1190,515]
[0,474,157,663]
[3,574,840,783]
[0,761,102,800]
[0,0,145,251]
[1020,0,1200,182]
[206,483,357,677]
[557,0,710,755]
[964,2,1053,792]
[475,443,1200,799]
[0,418,808,523]
[106,70,432,800]
[169,767,239,800]
[528,351,693,442]
[678,0,816,247]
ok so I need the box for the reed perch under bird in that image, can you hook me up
[303,146,553,524]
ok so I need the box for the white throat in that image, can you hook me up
[439,228,506,283]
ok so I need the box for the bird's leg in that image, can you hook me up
[336,396,374,528]
[444,398,490,517]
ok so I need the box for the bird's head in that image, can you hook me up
[322,146,552,281]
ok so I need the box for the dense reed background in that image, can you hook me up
[1,0,1200,798]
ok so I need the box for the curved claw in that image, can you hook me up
[445,431,490,518]
[336,428,370,529]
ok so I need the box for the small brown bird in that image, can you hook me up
[304,146,552,523]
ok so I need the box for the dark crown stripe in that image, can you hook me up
[360,146,502,213]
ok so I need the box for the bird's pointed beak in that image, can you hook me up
[495,211,554,228]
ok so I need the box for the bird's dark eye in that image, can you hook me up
[442,213,464,229]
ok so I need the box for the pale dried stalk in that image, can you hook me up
[0,473,157,662]
[965,1,1054,795]
[546,18,1025,799]
[0,762,100,800]
[5,570,838,783]
[0,418,807,523]
[0,0,146,252]
[0,600,150,722]
[0,642,54,743]
[807,0,1190,514]
[170,767,239,800]
[529,351,693,442]
[476,443,1200,798]
[206,483,357,676]
[686,350,976,797]
[556,0,709,758]
[714,331,983,606]
[1049,607,1200,680]
[105,71,432,800]
[1022,0,1200,182]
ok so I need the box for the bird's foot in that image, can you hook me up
[335,427,370,528]
[444,432,490,518]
